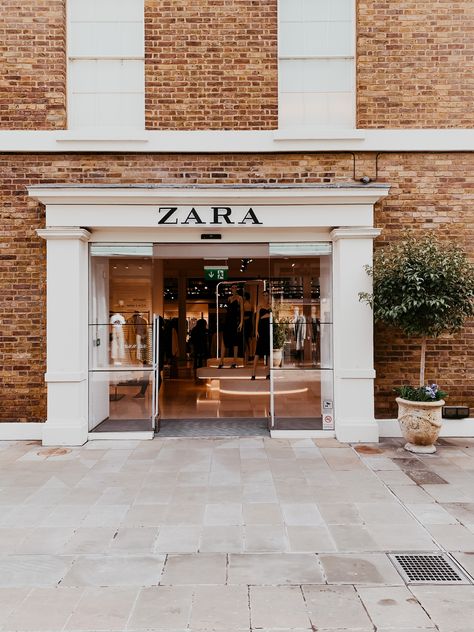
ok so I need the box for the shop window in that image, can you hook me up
[278,0,355,130]
[67,0,144,130]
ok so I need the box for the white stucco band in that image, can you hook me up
[31,184,390,445]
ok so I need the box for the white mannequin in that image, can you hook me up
[110,312,126,364]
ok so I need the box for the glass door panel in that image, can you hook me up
[269,244,334,431]
[88,246,156,432]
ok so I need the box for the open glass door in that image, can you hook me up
[269,243,334,431]
[88,244,156,433]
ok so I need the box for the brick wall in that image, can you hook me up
[144,0,278,129]
[0,152,472,421]
[357,0,474,128]
[1,1,473,130]
[0,1,66,129]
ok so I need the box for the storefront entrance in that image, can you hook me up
[88,243,333,435]
[32,183,388,445]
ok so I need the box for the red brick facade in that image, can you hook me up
[1,1,473,130]
[0,0,66,130]
[357,0,474,128]
[0,153,472,421]
[144,0,278,130]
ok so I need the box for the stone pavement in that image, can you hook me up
[1,436,474,631]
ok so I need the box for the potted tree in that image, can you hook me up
[272,319,288,367]
[360,233,474,453]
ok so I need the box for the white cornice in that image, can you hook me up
[1,129,473,152]
[28,185,391,206]
[331,227,382,241]
[36,227,92,241]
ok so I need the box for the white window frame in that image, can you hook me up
[66,0,145,133]
[277,0,356,134]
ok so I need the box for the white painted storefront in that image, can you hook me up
[29,184,390,446]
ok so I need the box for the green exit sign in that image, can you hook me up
[204,266,228,281]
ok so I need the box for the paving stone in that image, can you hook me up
[366,523,437,551]
[160,553,227,585]
[286,526,337,553]
[319,554,404,585]
[426,524,474,551]
[190,585,250,631]
[406,503,459,525]
[127,586,193,630]
[327,525,380,552]
[302,585,373,630]
[200,526,244,552]
[0,555,73,587]
[228,553,324,585]
[154,526,202,553]
[250,585,312,629]
[317,503,364,525]
[65,587,137,631]
[2,586,84,632]
[410,585,474,631]
[0,588,31,627]
[281,503,324,526]
[357,586,435,629]
[244,525,289,552]
[242,502,283,525]
[62,555,165,587]
[204,503,243,525]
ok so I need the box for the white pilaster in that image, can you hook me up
[37,227,91,445]
[331,227,381,443]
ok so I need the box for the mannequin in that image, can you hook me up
[310,305,320,365]
[221,284,243,367]
[242,291,255,362]
[292,306,306,362]
[110,312,126,365]
[251,291,271,380]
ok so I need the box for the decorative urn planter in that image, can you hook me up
[272,348,283,368]
[396,397,445,454]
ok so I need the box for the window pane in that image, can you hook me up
[70,59,144,93]
[280,59,353,93]
[69,0,143,22]
[69,21,144,57]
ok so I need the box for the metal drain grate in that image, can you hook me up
[389,553,471,584]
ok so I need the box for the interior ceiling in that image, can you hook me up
[110,257,321,279]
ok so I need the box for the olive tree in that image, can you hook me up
[360,233,474,387]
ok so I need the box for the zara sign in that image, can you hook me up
[158,206,263,225]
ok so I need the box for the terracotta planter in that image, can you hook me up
[396,397,445,454]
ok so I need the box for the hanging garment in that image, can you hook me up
[255,307,271,356]
[293,315,306,351]
[223,297,242,349]
[110,313,126,363]
[126,313,148,361]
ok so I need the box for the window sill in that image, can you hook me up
[56,130,149,143]
[273,128,366,141]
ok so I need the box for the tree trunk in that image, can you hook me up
[419,337,427,387]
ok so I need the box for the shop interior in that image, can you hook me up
[88,245,332,434]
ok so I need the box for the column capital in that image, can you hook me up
[331,227,382,241]
[36,227,91,242]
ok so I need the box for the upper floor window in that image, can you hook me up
[68,0,144,130]
[278,0,355,130]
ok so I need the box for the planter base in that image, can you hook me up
[396,397,444,456]
[404,441,436,455]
